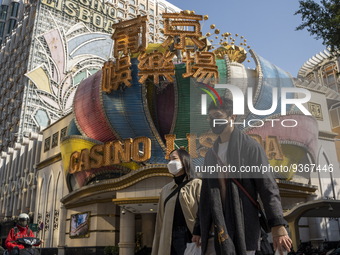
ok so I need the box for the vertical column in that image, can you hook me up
[0,152,8,215]
[288,219,300,252]
[21,137,29,212]
[13,143,21,215]
[141,213,156,248]
[119,209,135,255]
[57,205,67,255]
[7,147,14,216]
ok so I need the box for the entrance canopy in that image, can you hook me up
[284,199,340,221]
[284,199,340,251]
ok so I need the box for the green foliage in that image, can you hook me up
[295,0,340,53]
[104,246,119,255]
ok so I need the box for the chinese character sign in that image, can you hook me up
[138,50,175,84]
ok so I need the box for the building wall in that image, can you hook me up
[0,0,26,46]
[0,3,36,152]
[35,113,72,248]
[0,131,42,242]
[65,203,120,248]
[35,163,67,247]
[35,113,123,250]
[297,88,340,243]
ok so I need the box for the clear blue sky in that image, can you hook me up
[168,0,326,77]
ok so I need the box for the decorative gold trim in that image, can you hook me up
[64,198,113,209]
[61,167,171,206]
[277,180,318,193]
[36,153,62,170]
[88,230,119,233]
[318,130,338,140]
[308,102,323,120]
[66,230,119,235]
[280,192,314,199]
[112,196,159,205]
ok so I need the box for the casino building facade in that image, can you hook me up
[32,13,340,253]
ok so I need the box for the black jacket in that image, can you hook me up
[194,127,287,254]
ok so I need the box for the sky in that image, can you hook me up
[167,0,326,77]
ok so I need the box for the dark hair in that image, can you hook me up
[208,97,233,117]
[169,148,193,179]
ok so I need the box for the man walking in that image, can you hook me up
[192,97,292,255]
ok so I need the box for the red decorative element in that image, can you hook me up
[73,71,117,142]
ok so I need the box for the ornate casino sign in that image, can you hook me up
[60,11,318,191]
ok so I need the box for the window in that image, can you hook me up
[10,2,19,17]
[0,22,4,37]
[306,72,315,82]
[44,137,51,152]
[118,1,124,8]
[129,0,135,5]
[7,19,16,34]
[129,7,135,14]
[149,9,154,15]
[60,127,67,141]
[322,63,338,91]
[117,11,124,18]
[139,4,145,10]
[109,8,115,17]
[0,5,8,20]
[52,132,59,148]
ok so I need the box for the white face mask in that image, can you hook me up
[167,160,183,175]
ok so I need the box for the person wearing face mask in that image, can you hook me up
[152,148,202,255]
[192,97,292,255]
[5,213,39,255]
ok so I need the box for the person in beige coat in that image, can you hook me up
[152,148,202,255]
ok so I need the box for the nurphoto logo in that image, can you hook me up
[201,84,312,128]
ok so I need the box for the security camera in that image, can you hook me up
[121,208,126,215]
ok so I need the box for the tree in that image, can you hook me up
[295,0,340,54]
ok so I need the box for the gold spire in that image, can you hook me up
[213,45,247,63]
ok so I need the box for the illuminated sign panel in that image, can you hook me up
[41,0,116,33]
[67,134,284,174]
[69,137,152,174]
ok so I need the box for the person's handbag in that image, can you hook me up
[212,149,271,233]
[184,243,201,255]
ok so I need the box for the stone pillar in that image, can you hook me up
[57,205,67,255]
[288,219,300,252]
[119,209,135,255]
[141,213,156,248]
